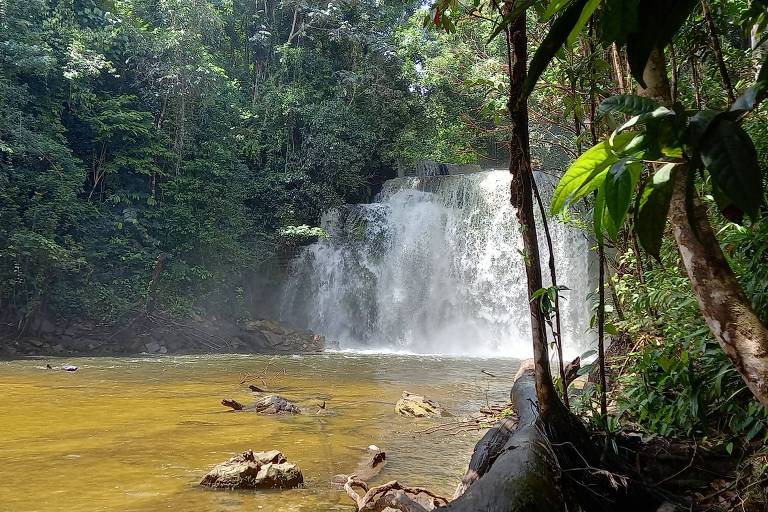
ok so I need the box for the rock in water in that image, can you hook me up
[253,395,301,414]
[395,391,445,417]
[200,450,303,489]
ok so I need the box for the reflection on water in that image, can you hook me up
[0,354,520,512]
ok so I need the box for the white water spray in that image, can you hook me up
[280,170,595,357]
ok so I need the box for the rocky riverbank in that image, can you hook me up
[0,314,325,357]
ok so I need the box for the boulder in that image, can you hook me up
[395,391,445,418]
[244,319,325,353]
[200,450,303,490]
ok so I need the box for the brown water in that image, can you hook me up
[0,353,520,512]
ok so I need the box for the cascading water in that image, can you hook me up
[280,170,595,357]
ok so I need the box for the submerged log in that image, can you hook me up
[438,363,566,511]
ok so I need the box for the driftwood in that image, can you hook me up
[333,445,387,489]
[437,364,567,511]
[222,398,244,410]
[344,477,449,512]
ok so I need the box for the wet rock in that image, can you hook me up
[200,450,303,490]
[395,391,445,418]
[144,341,162,353]
[252,395,301,414]
[244,320,325,353]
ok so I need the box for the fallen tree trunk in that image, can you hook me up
[452,417,517,498]
[439,363,566,511]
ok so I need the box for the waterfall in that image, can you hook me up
[280,170,595,357]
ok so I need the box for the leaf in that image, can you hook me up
[522,0,588,100]
[684,110,720,148]
[635,163,677,258]
[605,322,619,335]
[725,442,734,455]
[613,106,675,136]
[625,0,698,86]
[746,420,764,441]
[594,184,606,244]
[699,118,764,220]
[604,159,641,239]
[600,0,638,44]
[566,0,602,46]
[598,94,660,117]
[541,0,572,21]
[551,132,638,214]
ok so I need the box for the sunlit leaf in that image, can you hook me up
[566,0,602,46]
[551,132,638,214]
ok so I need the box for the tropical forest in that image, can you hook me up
[1,0,768,510]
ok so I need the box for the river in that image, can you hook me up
[0,353,520,512]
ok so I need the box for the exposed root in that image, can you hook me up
[344,475,448,512]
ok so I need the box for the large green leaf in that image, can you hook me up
[604,158,642,239]
[551,132,637,214]
[699,118,764,220]
[598,94,660,117]
[566,0,602,46]
[684,110,719,148]
[613,106,675,136]
[625,0,698,86]
[594,184,607,244]
[522,0,588,100]
[636,163,676,258]
[600,0,638,44]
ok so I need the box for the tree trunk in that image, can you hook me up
[505,12,562,421]
[638,47,768,407]
[668,173,768,406]
[146,253,167,315]
[438,364,566,511]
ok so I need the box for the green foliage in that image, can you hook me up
[610,239,768,439]
[552,90,766,256]
[0,0,436,327]
[279,225,329,242]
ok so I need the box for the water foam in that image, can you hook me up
[281,170,595,358]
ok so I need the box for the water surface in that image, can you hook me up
[0,354,520,511]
